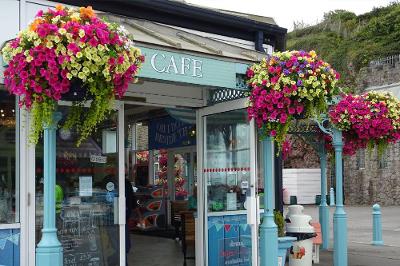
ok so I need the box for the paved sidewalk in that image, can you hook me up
[300,205,400,266]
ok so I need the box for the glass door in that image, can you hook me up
[31,102,126,266]
[197,98,258,266]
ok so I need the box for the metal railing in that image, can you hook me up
[369,54,400,67]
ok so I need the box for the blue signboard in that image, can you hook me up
[149,115,195,150]
[208,215,252,266]
[0,229,20,266]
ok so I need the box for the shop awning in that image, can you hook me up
[105,15,267,62]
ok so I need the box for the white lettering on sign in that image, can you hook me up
[90,155,107,164]
[166,56,178,74]
[150,53,203,77]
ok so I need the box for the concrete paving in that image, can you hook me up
[127,234,195,266]
[127,206,400,265]
[301,205,400,266]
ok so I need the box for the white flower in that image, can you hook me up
[117,25,129,36]
[51,15,61,24]
[79,29,85,38]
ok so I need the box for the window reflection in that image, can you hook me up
[205,109,250,212]
[0,89,18,224]
[35,106,120,266]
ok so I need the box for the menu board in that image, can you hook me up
[58,221,103,266]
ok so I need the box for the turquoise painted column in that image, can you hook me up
[36,112,63,266]
[332,128,347,266]
[319,147,329,250]
[372,204,383,245]
[259,136,278,266]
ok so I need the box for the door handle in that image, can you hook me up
[28,192,31,206]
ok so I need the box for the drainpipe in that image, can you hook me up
[254,31,264,52]
[254,30,284,214]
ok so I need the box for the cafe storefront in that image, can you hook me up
[0,1,286,266]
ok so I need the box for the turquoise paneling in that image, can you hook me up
[235,63,249,75]
[138,46,240,88]
[208,214,251,266]
[208,216,224,265]
[0,229,20,266]
[223,215,241,265]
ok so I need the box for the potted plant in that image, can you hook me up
[246,50,340,147]
[260,211,296,264]
[329,91,400,156]
[275,210,297,264]
[1,4,144,145]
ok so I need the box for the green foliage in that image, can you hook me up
[30,97,57,144]
[287,2,400,87]
[63,81,114,146]
[259,210,286,237]
[274,210,285,237]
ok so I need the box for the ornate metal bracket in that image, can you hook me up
[314,118,333,137]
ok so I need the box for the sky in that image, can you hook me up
[186,0,397,31]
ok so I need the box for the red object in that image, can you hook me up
[224,224,231,232]
[311,222,322,245]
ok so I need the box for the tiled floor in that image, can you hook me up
[127,233,195,266]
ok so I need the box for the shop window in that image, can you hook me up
[205,109,250,212]
[0,88,18,224]
[356,149,365,170]
[35,106,120,265]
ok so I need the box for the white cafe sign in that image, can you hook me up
[150,53,203,78]
[137,46,237,88]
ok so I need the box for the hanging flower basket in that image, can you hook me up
[62,79,91,101]
[1,5,144,145]
[329,91,400,156]
[247,50,340,146]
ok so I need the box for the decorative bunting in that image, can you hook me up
[0,239,6,250]
[0,231,19,250]
[240,224,249,231]
[7,233,19,245]
[208,223,252,233]
[224,224,231,232]
[215,223,224,232]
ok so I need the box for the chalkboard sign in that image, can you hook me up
[58,222,103,266]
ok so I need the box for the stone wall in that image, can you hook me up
[283,135,320,169]
[357,60,400,91]
[344,143,400,205]
[343,59,400,205]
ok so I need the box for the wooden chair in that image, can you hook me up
[180,211,195,266]
[170,200,188,240]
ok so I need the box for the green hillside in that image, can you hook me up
[287,2,400,87]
